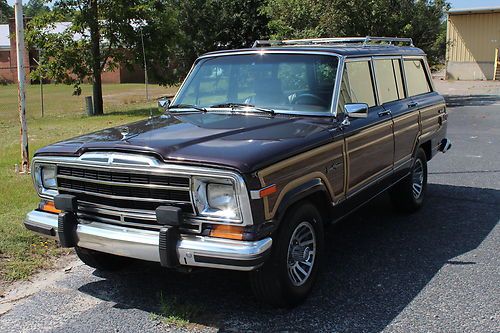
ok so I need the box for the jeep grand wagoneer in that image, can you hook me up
[25,36,451,307]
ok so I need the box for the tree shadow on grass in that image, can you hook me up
[78,183,499,332]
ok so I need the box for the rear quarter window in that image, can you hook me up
[404,59,431,97]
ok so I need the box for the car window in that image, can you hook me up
[175,54,339,114]
[181,64,231,106]
[404,59,431,96]
[374,59,399,104]
[338,60,376,113]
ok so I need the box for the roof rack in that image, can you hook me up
[252,36,414,48]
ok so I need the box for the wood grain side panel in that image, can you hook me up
[346,122,393,193]
[393,112,420,164]
[258,141,345,220]
[420,104,445,139]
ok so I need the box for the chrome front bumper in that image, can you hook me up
[24,210,272,271]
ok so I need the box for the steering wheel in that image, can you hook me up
[292,93,327,106]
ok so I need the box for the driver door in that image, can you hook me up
[338,59,395,197]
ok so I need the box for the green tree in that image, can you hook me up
[264,0,449,66]
[0,0,14,24]
[26,0,161,115]
[25,0,270,104]
[262,0,327,39]
[24,0,51,18]
[144,0,270,85]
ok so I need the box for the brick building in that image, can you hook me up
[0,18,144,84]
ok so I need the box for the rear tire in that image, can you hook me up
[75,246,130,271]
[390,148,428,213]
[249,202,324,308]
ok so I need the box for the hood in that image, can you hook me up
[35,112,338,173]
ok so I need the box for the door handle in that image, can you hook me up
[378,110,391,117]
[408,102,418,108]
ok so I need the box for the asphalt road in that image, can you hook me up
[1,99,499,333]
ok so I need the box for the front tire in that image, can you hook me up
[75,246,130,271]
[250,202,324,308]
[390,148,428,213]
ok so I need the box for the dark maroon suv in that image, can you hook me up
[25,36,451,307]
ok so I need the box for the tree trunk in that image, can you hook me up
[89,0,103,115]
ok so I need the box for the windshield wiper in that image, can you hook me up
[209,103,275,115]
[168,103,207,112]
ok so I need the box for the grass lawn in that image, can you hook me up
[0,83,177,289]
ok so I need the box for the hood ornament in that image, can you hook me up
[119,126,130,141]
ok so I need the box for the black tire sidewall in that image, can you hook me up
[273,202,324,305]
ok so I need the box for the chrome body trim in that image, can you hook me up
[57,186,191,205]
[77,203,202,233]
[332,55,345,117]
[256,36,414,47]
[32,153,254,226]
[24,210,272,271]
[250,190,261,200]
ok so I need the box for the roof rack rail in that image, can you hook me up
[252,36,414,48]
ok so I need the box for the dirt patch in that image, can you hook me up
[0,253,79,316]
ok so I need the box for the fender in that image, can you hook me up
[274,178,331,222]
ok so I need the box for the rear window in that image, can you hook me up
[404,59,431,96]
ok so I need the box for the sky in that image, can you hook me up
[5,0,500,8]
[448,0,500,8]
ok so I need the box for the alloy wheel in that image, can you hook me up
[412,159,424,199]
[287,221,316,286]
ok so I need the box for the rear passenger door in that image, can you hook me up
[338,59,394,197]
[374,58,419,171]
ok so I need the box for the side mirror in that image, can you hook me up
[158,97,171,110]
[344,103,368,118]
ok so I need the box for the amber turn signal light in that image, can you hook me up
[259,184,277,198]
[209,225,245,240]
[40,201,61,214]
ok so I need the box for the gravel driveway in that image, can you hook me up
[0,95,498,333]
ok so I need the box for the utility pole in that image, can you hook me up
[140,26,151,118]
[15,0,29,174]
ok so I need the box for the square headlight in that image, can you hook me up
[41,165,57,189]
[33,163,58,198]
[192,177,242,222]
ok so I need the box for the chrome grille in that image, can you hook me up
[76,203,202,233]
[56,165,196,228]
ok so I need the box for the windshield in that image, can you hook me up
[173,53,339,114]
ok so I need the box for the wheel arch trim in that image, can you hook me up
[273,177,332,222]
